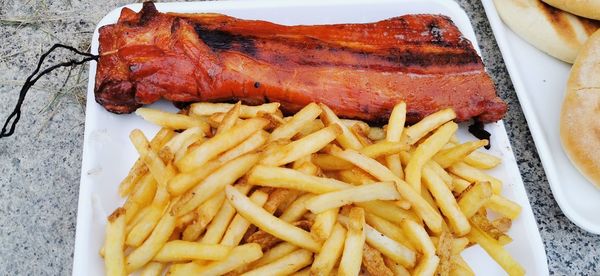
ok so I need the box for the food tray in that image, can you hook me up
[72,1,549,274]
[482,0,600,234]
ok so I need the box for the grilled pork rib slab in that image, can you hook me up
[95,2,506,123]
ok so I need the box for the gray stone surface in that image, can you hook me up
[0,0,597,275]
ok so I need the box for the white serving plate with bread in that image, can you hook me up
[482,0,600,234]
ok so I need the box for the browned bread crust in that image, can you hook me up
[560,29,600,188]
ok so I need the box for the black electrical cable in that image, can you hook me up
[0,43,99,138]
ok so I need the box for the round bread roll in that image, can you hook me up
[493,0,600,63]
[560,29,600,188]
[542,0,600,20]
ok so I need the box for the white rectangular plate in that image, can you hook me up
[72,0,548,275]
[481,0,600,234]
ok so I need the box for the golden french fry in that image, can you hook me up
[201,184,253,244]
[394,199,412,211]
[464,150,502,169]
[355,200,420,224]
[190,102,281,118]
[341,119,370,134]
[130,129,177,187]
[118,164,148,198]
[485,194,522,219]
[433,140,488,168]
[457,181,493,218]
[319,103,363,150]
[125,207,176,272]
[293,268,310,276]
[174,153,259,216]
[248,165,350,194]
[403,108,456,145]
[405,121,457,193]
[176,118,268,172]
[154,182,171,203]
[387,102,407,141]
[201,201,238,244]
[170,243,264,276]
[119,128,174,197]
[182,191,226,241]
[218,130,269,163]
[257,110,285,129]
[362,243,395,276]
[104,208,127,276]
[451,237,470,255]
[208,112,227,127]
[383,256,411,276]
[428,160,454,188]
[221,190,269,246]
[242,249,313,276]
[263,188,297,214]
[386,154,404,179]
[153,240,232,262]
[350,123,373,146]
[292,154,312,166]
[420,187,440,215]
[498,235,513,246]
[294,159,321,177]
[413,255,440,276]
[167,161,221,196]
[332,149,443,233]
[216,102,241,135]
[311,154,354,170]
[136,108,210,133]
[140,262,164,276]
[448,162,502,194]
[368,126,386,141]
[270,102,322,141]
[338,215,416,268]
[305,182,400,213]
[245,220,311,251]
[253,242,299,267]
[337,168,378,185]
[160,127,205,162]
[259,139,290,159]
[126,204,164,247]
[123,174,157,223]
[401,219,436,257]
[310,207,339,241]
[422,164,470,236]
[310,223,346,276]
[295,119,325,138]
[261,124,342,166]
[278,194,314,223]
[275,189,304,215]
[467,225,525,276]
[360,141,410,159]
[451,174,472,195]
[126,206,151,235]
[470,212,511,242]
[386,102,407,178]
[364,213,414,250]
[226,186,321,252]
[338,208,366,276]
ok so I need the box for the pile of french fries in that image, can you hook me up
[102,101,525,276]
